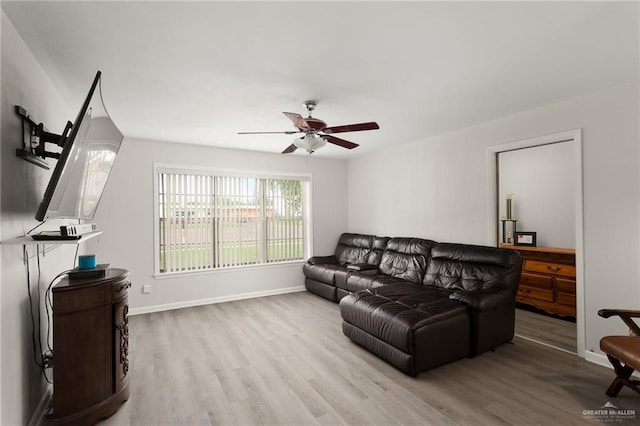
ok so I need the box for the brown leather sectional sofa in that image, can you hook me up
[303,233,522,376]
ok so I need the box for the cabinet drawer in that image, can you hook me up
[555,277,576,294]
[520,273,553,289]
[517,286,554,302]
[557,292,576,307]
[524,260,576,278]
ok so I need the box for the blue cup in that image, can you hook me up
[78,254,97,269]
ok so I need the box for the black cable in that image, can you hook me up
[24,246,43,370]
[24,245,74,384]
[26,221,46,235]
[36,247,45,370]
[31,247,55,384]
[45,278,53,352]
[45,268,72,355]
[24,241,79,384]
[36,248,53,383]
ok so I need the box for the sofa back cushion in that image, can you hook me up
[334,233,375,265]
[367,237,390,265]
[423,243,522,293]
[379,238,436,284]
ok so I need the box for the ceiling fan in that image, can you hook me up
[238,100,380,154]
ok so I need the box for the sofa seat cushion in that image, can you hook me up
[341,272,381,292]
[330,265,422,293]
[302,263,344,285]
[372,275,413,288]
[340,272,410,293]
[340,285,465,353]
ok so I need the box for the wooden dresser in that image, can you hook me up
[52,268,131,425]
[501,245,576,317]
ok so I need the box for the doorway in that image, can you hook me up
[487,130,585,356]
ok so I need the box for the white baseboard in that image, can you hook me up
[585,349,640,379]
[28,387,51,426]
[128,285,306,316]
[515,338,614,372]
[585,349,612,369]
[515,333,578,355]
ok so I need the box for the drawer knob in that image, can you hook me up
[117,281,132,293]
[546,266,561,272]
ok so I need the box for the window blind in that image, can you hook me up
[157,170,306,274]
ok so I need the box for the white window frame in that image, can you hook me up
[152,163,312,277]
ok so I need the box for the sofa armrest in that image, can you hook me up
[449,288,514,311]
[347,263,378,274]
[307,255,339,265]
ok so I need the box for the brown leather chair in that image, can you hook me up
[598,309,640,396]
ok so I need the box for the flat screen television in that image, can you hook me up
[35,71,124,221]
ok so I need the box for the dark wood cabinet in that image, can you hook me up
[52,268,131,425]
[501,245,576,317]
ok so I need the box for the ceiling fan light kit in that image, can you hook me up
[238,100,379,155]
[294,133,327,153]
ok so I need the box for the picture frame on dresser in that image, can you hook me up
[514,231,537,246]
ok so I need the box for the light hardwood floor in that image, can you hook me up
[515,307,577,353]
[100,292,639,425]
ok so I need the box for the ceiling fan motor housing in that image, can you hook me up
[303,100,317,113]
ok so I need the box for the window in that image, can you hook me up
[154,167,310,274]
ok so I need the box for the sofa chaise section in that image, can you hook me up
[303,233,522,376]
[340,283,470,375]
[339,242,522,375]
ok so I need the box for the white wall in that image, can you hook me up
[1,11,78,425]
[498,141,575,248]
[348,82,639,356]
[1,10,347,419]
[87,138,348,313]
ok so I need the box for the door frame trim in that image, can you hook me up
[487,129,585,356]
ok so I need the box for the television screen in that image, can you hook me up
[35,71,123,221]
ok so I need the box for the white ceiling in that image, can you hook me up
[3,1,638,159]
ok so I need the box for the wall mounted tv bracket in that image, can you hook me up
[15,105,72,170]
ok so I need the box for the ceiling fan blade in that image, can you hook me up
[238,131,301,135]
[325,135,359,150]
[283,112,309,130]
[282,143,297,154]
[303,117,327,131]
[323,122,379,134]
